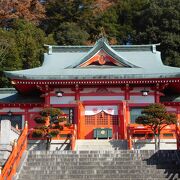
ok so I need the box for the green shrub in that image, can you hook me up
[65,123,72,127]
[32,129,44,138]
[53,125,63,130]
[40,108,63,117]
[34,117,46,124]
[49,130,59,137]
[34,125,48,130]
[58,116,67,122]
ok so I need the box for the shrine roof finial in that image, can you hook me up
[96,26,109,44]
[96,37,109,45]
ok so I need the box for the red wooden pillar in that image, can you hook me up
[154,83,161,103]
[44,92,50,107]
[77,101,85,139]
[75,84,80,101]
[24,108,28,121]
[124,84,130,100]
[155,91,160,103]
[23,108,29,128]
[118,101,127,139]
[126,105,130,125]
[36,85,51,107]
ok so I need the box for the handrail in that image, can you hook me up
[71,124,77,151]
[0,121,28,180]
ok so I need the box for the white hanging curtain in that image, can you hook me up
[85,106,118,115]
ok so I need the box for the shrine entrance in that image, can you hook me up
[84,106,119,139]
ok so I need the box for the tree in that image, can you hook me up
[0,29,22,87]
[132,0,180,67]
[42,0,100,44]
[135,103,177,150]
[0,0,45,27]
[0,20,55,87]
[54,22,89,45]
[12,20,55,69]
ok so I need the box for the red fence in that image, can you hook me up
[127,124,177,150]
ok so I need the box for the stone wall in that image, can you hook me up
[0,120,21,165]
[133,139,177,150]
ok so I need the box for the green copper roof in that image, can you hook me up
[160,94,180,102]
[4,38,180,80]
[0,88,43,103]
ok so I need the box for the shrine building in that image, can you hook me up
[1,38,180,147]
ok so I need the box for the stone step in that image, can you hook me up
[21,170,164,175]
[26,158,148,162]
[27,150,156,155]
[17,150,180,180]
[27,153,144,157]
[27,153,155,159]
[22,165,163,171]
[24,162,148,167]
[18,177,169,180]
[26,160,178,167]
[18,173,172,178]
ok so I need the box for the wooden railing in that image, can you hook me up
[0,121,28,180]
[127,124,177,150]
[70,124,77,151]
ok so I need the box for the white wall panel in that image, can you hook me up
[0,108,24,113]
[134,139,176,150]
[29,108,43,112]
[80,96,124,101]
[130,96,154,103]
[166,107,177,112]
[50,96,75,104]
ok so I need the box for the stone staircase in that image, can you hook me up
[75,140,127,151]
[17,150,180,180]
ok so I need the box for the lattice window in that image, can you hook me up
[85,115,95,125]
[110,115,118,125]
[97,112,108,125]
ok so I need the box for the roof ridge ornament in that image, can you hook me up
[96,27,109,45]
[96,37,109,45]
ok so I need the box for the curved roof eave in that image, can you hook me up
[4,70,180,80]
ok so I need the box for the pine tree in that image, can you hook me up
[135,103,177,150]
